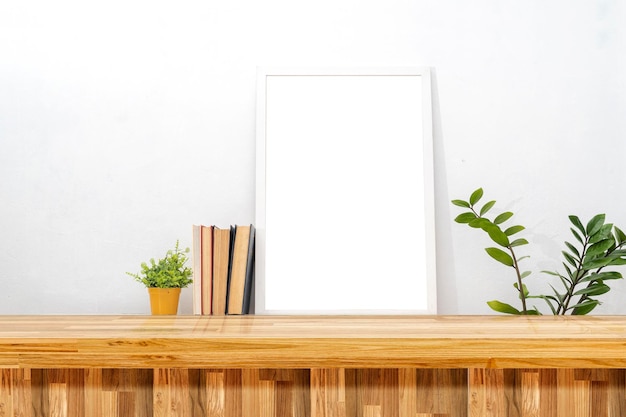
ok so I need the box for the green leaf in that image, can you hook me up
[579,271,622,283]
[606,257,626,266]
[562,251,577,268]
[523,309,542,316]
[485,247,514,267]
[564,242,580,259]
[615,226,626,244]
[510,238,529,247]
[557,273,572,288]
[535,295,558,315]
[571,299,600,315]
[469,188,484,205]
[485,225,510,247]
[548,284,566,302]
[451,199,470,208]
[454,212,477,223]
[573,283,610,296]
[570,228,584,245]
[589,223,613,244]
[513,282,529,297]
[494,212,514,225]
[480,200,496,216]
[487,300,521,315]
[569,215,585,236]
[586,214,606,236]
[582,256,614,269]
[504,225,525,236]
[520,270,532,279]
[468,218,490,229]
[561,262,574,279]
[586,238,615,257]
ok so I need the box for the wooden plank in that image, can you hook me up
[67,369,83,417]
[539,369,557,417]
[521,370,539,417]
[223,369,242,417]
[398,368,416,417]
[242,369,259,417]
[469,368,485,417]
[13,368,32,417]
[436,369,467,417]
[557,369,576,417]
[170,368,190,417]
[0,369,13,417]
[311,368,346,417]
[153,369,170,417]
[206,370,224,417]
[5,316,626,369]
[607,369,625,417]
[48,382,67,417]
[276,381,293,417]
[85,369,102,417]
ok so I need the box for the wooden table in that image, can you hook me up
[1,315,625,416]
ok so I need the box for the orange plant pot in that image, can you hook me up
[147,288,181,315]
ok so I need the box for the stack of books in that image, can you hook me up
[191,224,256,315]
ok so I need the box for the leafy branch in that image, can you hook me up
[538,214,626,315]
[452,188,626,315]
[452,188,535,315]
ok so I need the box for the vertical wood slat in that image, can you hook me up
[153,368,170,417]
[311,368,346,417]
[539,369,557,417]
[206,370,224,417]
[0,367,625,416]
[399,368,416,417]
[49,383,67,417]
[521,370,539,417]
[607,369,626,417]
[0,369,13,417]
[557,369,576,417]
[13,368,32,417]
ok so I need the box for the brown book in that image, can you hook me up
[242,225,256,314]
[227,225,252,315]
[191,224,203,315]
[211,226,231,316]
[201,225,214,315]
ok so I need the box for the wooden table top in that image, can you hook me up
[1,315,626,369]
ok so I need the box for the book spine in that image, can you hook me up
[191,225,202,315]
[242,225,256,314]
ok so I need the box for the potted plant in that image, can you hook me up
[126,240,193,315]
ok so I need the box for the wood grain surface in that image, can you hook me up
[1,367,625,416]
[2,315,626,368]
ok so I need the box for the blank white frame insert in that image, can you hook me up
[256,67,437,314]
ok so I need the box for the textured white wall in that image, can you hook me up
[0,0,624,314]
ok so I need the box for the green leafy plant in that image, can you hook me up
[452,188,535,314]
[126,241,193,288]
[539,214,626,315]
[452,188,626,315]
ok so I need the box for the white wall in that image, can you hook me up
[1,0,624,314]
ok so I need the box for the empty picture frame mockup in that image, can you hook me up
[255,67,436,314]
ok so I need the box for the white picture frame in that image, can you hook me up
[255,67,437,314]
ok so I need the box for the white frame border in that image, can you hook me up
[255,67,437,315]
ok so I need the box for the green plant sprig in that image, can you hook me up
[452,188,626,315]
[452,188,536,315]
[538,214,626,315]
[126,240,193,288]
